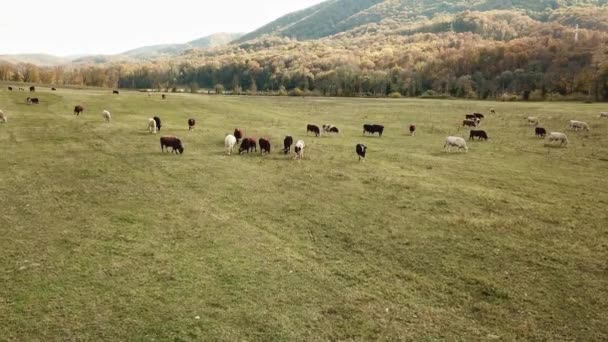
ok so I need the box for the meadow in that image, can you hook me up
[0,88,607,341]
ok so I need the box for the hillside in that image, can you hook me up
[0,54,71,66]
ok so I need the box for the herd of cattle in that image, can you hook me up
[2,87,608,160]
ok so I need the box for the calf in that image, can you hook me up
[160,136,184,154]
[225,134,237,155]
[113,90,120,95]
[27,97,39,105]
[535,127,547,137]
[162,94,166,100]
[234,128,243,143]
[239,137,257,154]
[51,87,56,91]
[469,130,489,141]
[259,138,271,155]
[74,105,84,116]
[8,87,12,91]
[30,86,35,92]
[283,136,294,155]
[356,144,367,162]
[409,124,416,136]
[462,119,477,128]
[153,117,162,131]
[294,140,305,160]
[307,124,321,137]
[188,118,196,131]
[490,108,496,114]
[329,126,340,134]
[363,124,384,137]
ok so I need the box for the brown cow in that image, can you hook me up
[74,105,84,116]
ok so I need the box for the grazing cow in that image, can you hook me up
[113,90,119,94]
[307,124,321,137]
[599,112,608,118]
[26,97,39,105]
[535,127,547,137]
[329,126,340,134]
[322,124,333,133]
[444,136,469,153]
[148,118,158,133]
[409,124,417,136]
[294,140,305,160]
[239,137,257,154]
[462,119,477,128]
[153,117,162,131]
[234,128,243,143]
[547,132,569,146]
[283,136,294,154]
[51,87,56,91]
[569,120,590,131]
[188,118,196,131]
[102,110,111,122]
[259,138,271,155]
[473,113,485,120]
[160,136,184,154]
[74,105,84,116]
[356,144,367,162]
[469,130,489,141]
[0,110,6,123]
[162,94,166,100]
[490,108,496,114]
[225,134,237,155]
[8,87,12,91]
[363,124,384,137]
[465,114,476,120]
[527,117,539,126]
[29,86,35,92]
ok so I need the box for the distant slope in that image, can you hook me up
[120,33,244,59]
[0,54,70,66]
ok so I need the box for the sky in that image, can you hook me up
[0,0,325,56]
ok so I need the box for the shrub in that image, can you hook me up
[389,92,402,98]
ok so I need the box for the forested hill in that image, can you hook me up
[237,0,608,42]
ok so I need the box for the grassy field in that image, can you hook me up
[1,87,607,341]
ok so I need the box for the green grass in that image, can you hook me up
[1,88,607,341]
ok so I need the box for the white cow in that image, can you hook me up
[527,116,539,126]
[569,120,590,131]
[224,134,237,155]
[102,110,111,123]
[0,110,6,123]
[148,118,157,133]
[294,140,305,160]
[547,132,569,146]
[444,136,469,153]
[599,112,608,118]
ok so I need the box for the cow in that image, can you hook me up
[29,86,35,92]
[473,113,485,120]
[294,140,305,160]
[225,134,237,155]
[162,94,166,100]
[160,136,184,154]
[153,117,162,131]
[234,128,243,143]
[148,118,158,133]
[283,136,294,154]
[74,105,84,116]
[469,130,489,141]
[188,119,196,131]
[535,127,547,137]
[26,97,39,105]
[409,124,417,136]
[363,124,384,137]
[307,124,321,137]
[527,117,539,126]
[569,120,590,131]
[7,87,12,91]
[462,119,477,128]
[113,90,120,95]
[102,110,111,123]
[599,112,608,118]
[239,137,257,154]
[259,138,271,155]
[465,114,476,120]
[0,110,6,123]
[444,136,469,153]
[329,126,340,134]
[490,108,496,114]
[322,124,333,133]
[51,87,56,91]
[356,144,367,162]
[547,132,569,146]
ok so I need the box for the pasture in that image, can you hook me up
[1,88,607,340]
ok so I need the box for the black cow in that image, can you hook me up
[239,137,257,154]
[27,97,39,104]
[8,87,12,91]
[535,127,547,137]
[283,136,294,154]
[465,114,476,120]
[363,124,384,137]
[259,138,271,155]
[473,113,485,120]
[162,94,166,100]
[234,128,243,143]
[329,126,340,134]
[188,118,196,131]
[160,136,184,154]
[469,130,489,141]
[51,87,56,91]
[113,90,119,94]
[463,119,477,128]
[356,144,367,162]
[29,86,35,92]
[153,117,162,131]
[409,124,417,136]
[74,105,84,116]
[307,124,321,137]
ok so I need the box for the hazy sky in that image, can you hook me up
[0,0,325,56]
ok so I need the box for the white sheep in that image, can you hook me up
[444,136,469,153]
[148,118,157,133]
[102,110,111,123]
[224,134,237,155]
[527,116,539,126]
[569,120,590,131]
[0,110,6,123]
[599,112,608,118]
[294,140,305,160]
[547,132,569,146]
